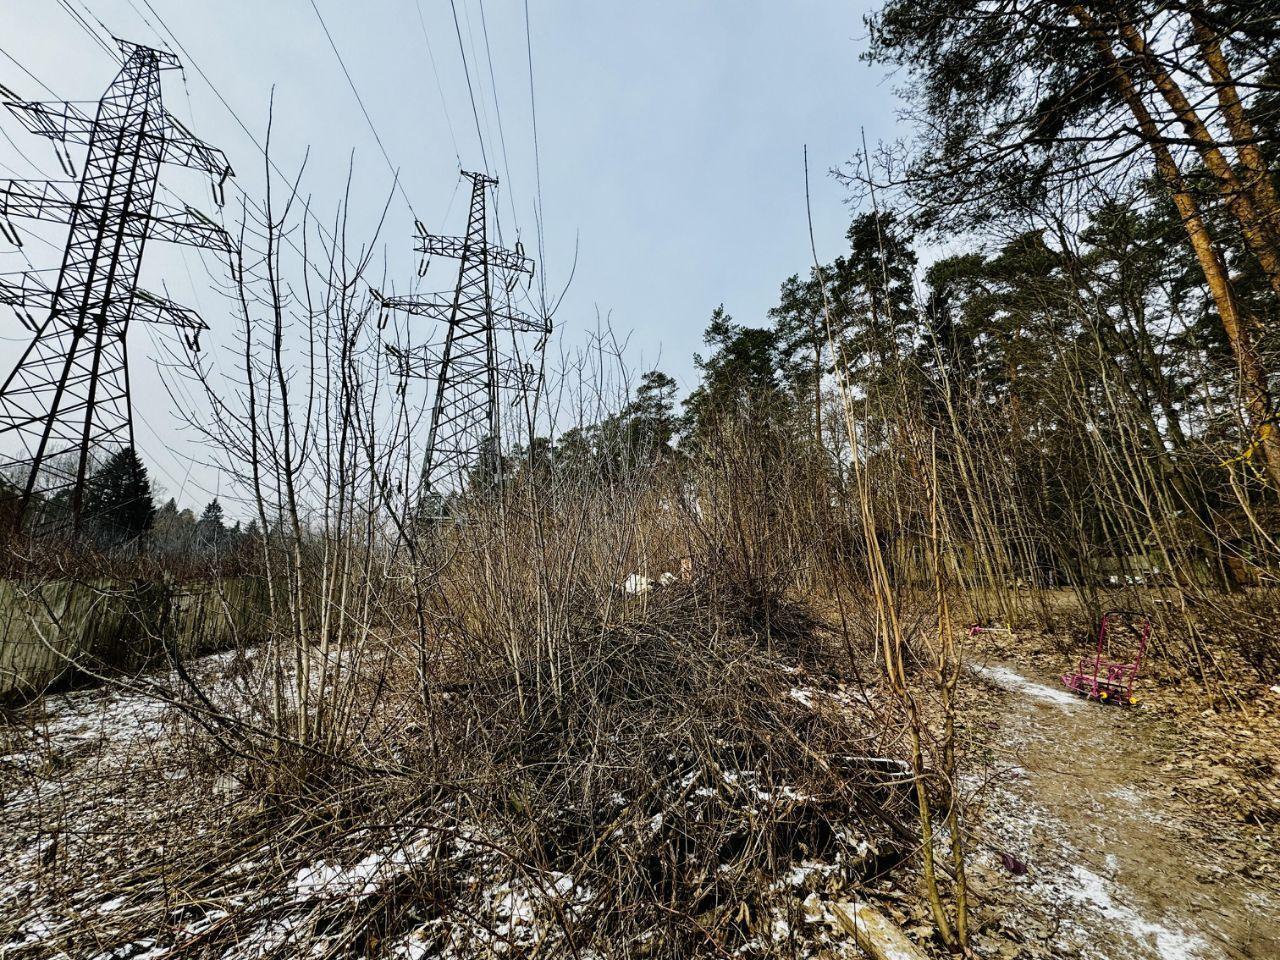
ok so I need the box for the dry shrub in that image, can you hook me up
[2,436,914,959]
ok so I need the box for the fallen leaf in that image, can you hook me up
[998,851,1028,875]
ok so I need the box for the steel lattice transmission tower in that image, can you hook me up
[0,39,233,532]
[380,170,547,514]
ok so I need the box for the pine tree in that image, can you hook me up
[625,370,679,457]
[682,306,784,440]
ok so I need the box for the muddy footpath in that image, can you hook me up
[961,658,1279,960]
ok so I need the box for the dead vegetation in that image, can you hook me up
[4,19,1280,953]
[3,236,1279,956]
[1,578,920,959]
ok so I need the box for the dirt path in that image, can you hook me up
[964,660,1279,960]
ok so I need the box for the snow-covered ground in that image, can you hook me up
[1,648,912,960]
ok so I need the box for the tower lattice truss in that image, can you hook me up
[380,170,547,511]
[0,39,232,529]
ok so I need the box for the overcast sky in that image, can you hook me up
[0,0,904,512]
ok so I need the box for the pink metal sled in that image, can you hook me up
[1062,610,1150,706]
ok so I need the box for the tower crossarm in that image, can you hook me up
[460,169,498,187]
[0,272,54,314]
[0,180,231,252]
[386,342,441,380]
[1,275,202,329]
[2,101,233,188]
[376,291,548,334]
[415,233,534,276]
[387,342,535,392]
[496,357,538,392]
[129,288,208,333]
[1,273,205,341]
[114,37,181,69]
[162,114,234,183]
[495,304,549,335]
[146,201,233,252]
[0,179,76,226]
[3,100,97,146]
[376,291,453,320]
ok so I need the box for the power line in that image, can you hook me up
[523,0,547,294]
[0,123,43,175]
[306,0,421,223]
[54,0,119,62]
[0,51,73,273]
[0,45,62,98]
[123,0,173,54]
[414,0,463,171]
[460,0,499,176]
[476,0,521,240]
[448,0,490,174]
[135,0,368,279]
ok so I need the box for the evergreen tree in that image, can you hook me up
[197,498,227,552]
[828,210,919,397]
[152,497,198,556]
[864,0,1280,485]
[682,306,784,440]
[538,370,680,484]
[769,270,831,434]
[627,370,679,456]
[81,446,155,546]
[553,425,595,477]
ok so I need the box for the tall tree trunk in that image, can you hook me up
[1106,10,1280,304]
[1188,8,1280,244]
[1069,4,1280,487]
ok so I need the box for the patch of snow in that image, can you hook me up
[89,940,167,960]
[224,914,302,959]
[970,663,1079,709]
[802,891,826,922]
[183,908,229,937]
[290,830,439,904]
[545,870,592,912]
[488,880,536,928]
[769,913,793,941]
[783,859,840,889]
[389,931,434,959]
[788,686,817,708]
[622,573,653,595]
[1063,864,1209,960]
[1108,785,1142,806]
[97,895,127,914]
[292,853,386,901]
[9,914,61,949]
[716,767,810,805]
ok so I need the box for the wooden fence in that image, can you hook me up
[0,577,269,699]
